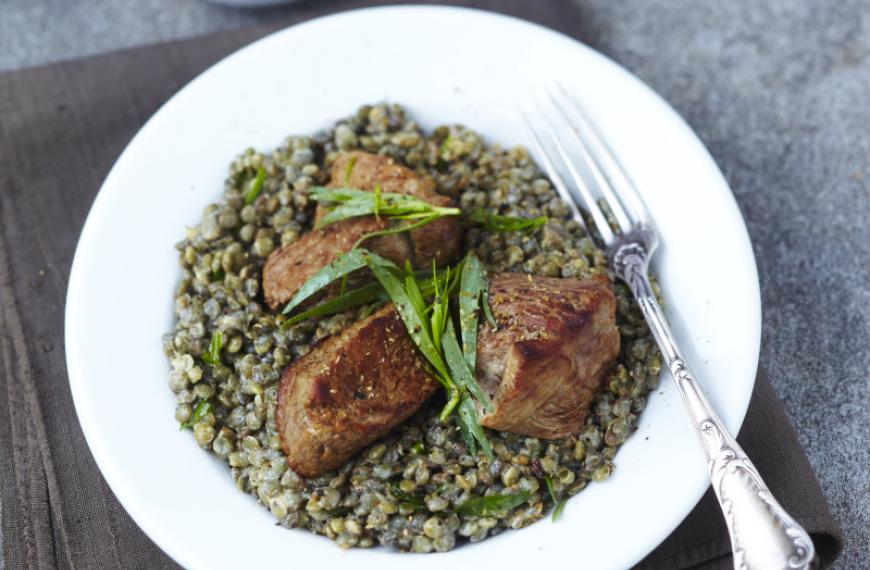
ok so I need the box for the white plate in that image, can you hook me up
[65,6,760,570]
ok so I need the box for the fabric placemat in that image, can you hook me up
[0,1,843,568]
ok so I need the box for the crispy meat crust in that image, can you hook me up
[276,304,438,477]
[476,273,620,439]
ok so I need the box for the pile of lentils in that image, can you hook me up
[163,103,662,553]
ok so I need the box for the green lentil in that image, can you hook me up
[164,102,661,552]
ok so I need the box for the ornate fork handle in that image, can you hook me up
[614,243,816,570]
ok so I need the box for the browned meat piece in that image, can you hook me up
[275,304,438,477]
[262,216,412,310]
[476,273,620,439]
[262,151,462,310]
[326,152,462,268]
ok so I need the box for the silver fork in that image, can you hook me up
[523,85,816,570]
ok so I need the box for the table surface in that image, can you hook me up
[2,0,868,567]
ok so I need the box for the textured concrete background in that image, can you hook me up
[2,0,867,567]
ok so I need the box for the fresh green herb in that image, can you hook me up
[410,441,425,454]
[373,183,381,219]
[364,253,450,384]
[458,254,496,373]
[353,213,441,250]
[180,400,213,430]
[456,393,493,459]
[403,261,428,321]
[544,475,567,522]
[343,155,357,185]
[212,267,224,281]
[544,475,557,503]
[429,264,451,354]
[244,167,266,205]
[281,248,372,315]
[469,209,547,232]
[201,330,223,366]
[281,263,458,328]
[321,507,352,517]
[552,498,568,522]
[309,186,460,229]
[440,134,453,155]
[443,320,491,411]
[388,482,426,511]
[455,491,530,516]
[282,248,494,457]
[282,281,391,328]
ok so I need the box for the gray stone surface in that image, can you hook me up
[1,0,867,567]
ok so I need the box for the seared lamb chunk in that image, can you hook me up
[262,151,461,310]
[276,304,438,477]
[476,273,620,439]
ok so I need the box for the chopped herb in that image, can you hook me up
[455,491,530,516]
[403,261,428,322]
[410,441,425,454]
[282,280,391,328]
[281,248,372,315]
[212,267,224,281]
[282,248,494,452]
[429,264,450,354]
[364,253,450,384]
[309,186,460,229]
[373,183,381,219]
[544,475,567,522]
[321,507,352,517]
[458,254,496,374]
[544,475,557,503]
[244,167,266,205]
[440,134,453,155]
[353,213,441,250]
[180,400,213,430]
[343,155,357,185]
[469,209,547,232]
[443,320,491,411]
[456,393,493,459]
[552,498,568,522]
[201,330,223,366]
[388,482,426,511]
[282,264,457,328]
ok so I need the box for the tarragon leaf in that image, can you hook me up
[244,167,266,205]
[443,320,492,411]
[310,186,459,229]
[403,261,428,322]
[364,253,449,383]
[455,491,530,516]
[281,248,373,315]
[343,155,357,185]
[552,498,567,522]
[282,281,391,327]
[459,254,486,370]
[544,475,567,522]
[200,330,223,366]
[180,400,213,430]
[457,394,493,459]
[469,209,547,232]
[388,482,426,511]
[354,214,441,249]
[283,267,453,328]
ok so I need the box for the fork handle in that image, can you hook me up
[615,245,816,570]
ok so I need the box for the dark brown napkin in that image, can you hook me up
[0,2,843,568]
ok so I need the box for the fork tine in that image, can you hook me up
[534,105,616,245]
[554,83,649,225]
[544,87,634,232]
[520,112,586,230]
